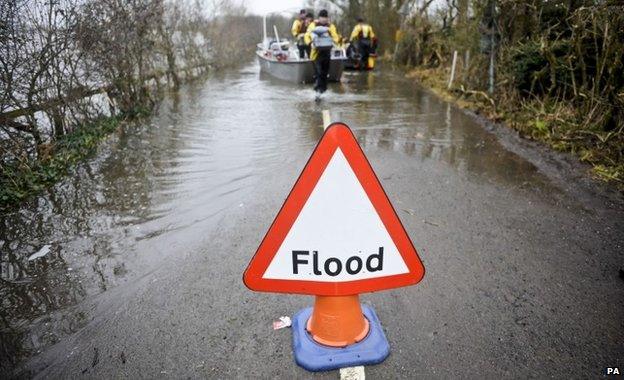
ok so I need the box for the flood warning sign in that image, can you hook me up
[243,123,425,296]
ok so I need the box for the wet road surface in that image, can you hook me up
[1,64,623,378]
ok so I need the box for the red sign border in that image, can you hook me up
[243,123,425,296]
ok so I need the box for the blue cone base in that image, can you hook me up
[291,305,390,372]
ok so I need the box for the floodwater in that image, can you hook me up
[1,63,622,377]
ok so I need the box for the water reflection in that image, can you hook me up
[1,62,550,373]
[334,69,543,187]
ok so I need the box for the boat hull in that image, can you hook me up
[344,56,376,71]
[256,52,344,84]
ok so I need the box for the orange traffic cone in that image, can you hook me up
[306,295,370,347]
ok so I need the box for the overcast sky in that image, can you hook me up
[244,0,307,16]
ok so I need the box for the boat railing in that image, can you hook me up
[258,37,346,62]
[331,47,347,59]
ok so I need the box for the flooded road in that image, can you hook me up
[2,63,623,378]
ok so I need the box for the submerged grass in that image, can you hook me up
[0,109,149,210]
[406,66,624,189]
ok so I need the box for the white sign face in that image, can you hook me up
[262,148,409,282]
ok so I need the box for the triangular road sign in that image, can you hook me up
[243,123,425,296]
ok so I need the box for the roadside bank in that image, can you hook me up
[405,66,623,190]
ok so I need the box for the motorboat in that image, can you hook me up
[343,42,377,71]
[256,20,346,83]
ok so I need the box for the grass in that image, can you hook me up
[406,66,624,189]
[0,109,149,210]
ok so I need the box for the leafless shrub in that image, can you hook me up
[1,0,258,172]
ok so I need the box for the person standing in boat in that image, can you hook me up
[302,13,313,57]
[305,9,341,94]
[349,17,376,70]
[291,9,309,59]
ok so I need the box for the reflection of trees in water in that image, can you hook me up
[0,231,86,369]
[0,89,193,372]
[353,81,542,187]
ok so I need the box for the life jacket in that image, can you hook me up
[359,24,372,40]
[294,19,307,45]
[312,24,334,51]
[297,19,306,34]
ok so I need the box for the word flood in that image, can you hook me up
[292,247,384,276]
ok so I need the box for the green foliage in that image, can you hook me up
[509,40,548,94]
[0,115,126,209]
[593,164,624,184]
[533,118,548,136]
[508,40,546,94]
[393,1,624,187]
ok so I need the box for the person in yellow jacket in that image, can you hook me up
[349,17,376,70]
[304,9,341,94]
[291,9,311,59]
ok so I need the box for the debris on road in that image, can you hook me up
[28,245,51,261]
[272,316,292,330]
